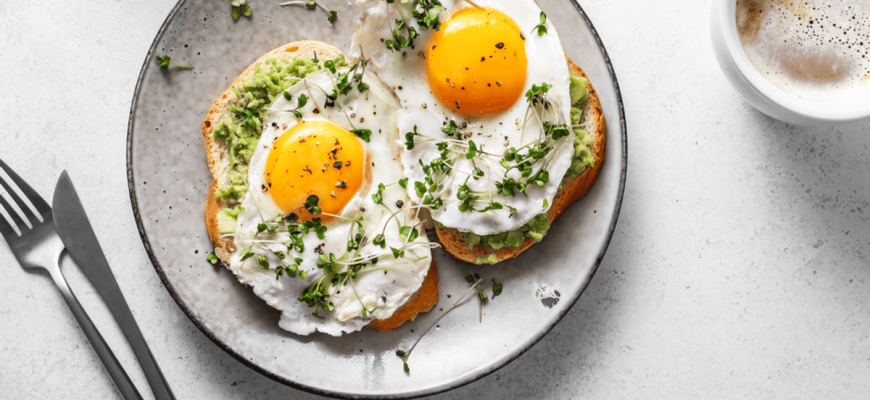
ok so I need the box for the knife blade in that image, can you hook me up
[53,171,176,400]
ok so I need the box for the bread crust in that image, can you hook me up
[369,259,439,332]
[435,56,607,264]
[201,40,438,332]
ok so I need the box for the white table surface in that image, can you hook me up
[2,0,869,398]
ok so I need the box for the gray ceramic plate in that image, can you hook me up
[127,0,626,398]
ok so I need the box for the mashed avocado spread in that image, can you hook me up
[459,72,594,255]
[569,73,594,176]
[212,56,341,233]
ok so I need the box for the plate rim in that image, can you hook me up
[126,0,628,398]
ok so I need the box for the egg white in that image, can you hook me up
[229,67,433,337]
[352,0,574,235]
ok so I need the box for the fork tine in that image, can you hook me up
[0,169,41,225]
[0,159,51,220]
[0,192,24,238]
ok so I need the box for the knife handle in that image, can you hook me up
[47,262,143,400]
[103,289,176,400]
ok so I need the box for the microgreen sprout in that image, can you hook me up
[441,120,461,137]
[301,218,327,239]
[206,252,219,265]
[257,222,280,235]
[279,0,337,23]
[381,0,445,51]
[361,306,378,318]
[304,195,322,215]
[470,273,487,322]
[391,246,405,259]
[240,246,255,262]
[532,12,548,36]
[322,58,371,106]
[405,126,418,150]
[266,92,307,118]
[372,178,410,205]
[292,93,308,118]
[525,82,552,103]
[372,183,386,204]
[412,0,446,30]
[477,202,503,213]
[396,275,485,373]
[466,140,478,159]
[385,16,418,52]
[399,225,420,242]
[352,129,372,142]
[373,234,386,248]
[472,167,484,180]
[275,256,303,280]
[457,178,476,212]
[464,273,487,300]
[230,0,253,20]
[156,55,193,70]
[492,282,503,297]
[256,254,270,268]
[299,272,334,319]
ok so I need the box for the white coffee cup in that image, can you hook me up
[710,0,870,125]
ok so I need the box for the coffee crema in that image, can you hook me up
[736,0,870,100]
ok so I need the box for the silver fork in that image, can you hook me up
[0,160,142,400]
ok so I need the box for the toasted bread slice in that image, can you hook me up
[201,40,437,332]
[435,56,606,264]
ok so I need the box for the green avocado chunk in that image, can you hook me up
[569,73,589,105]
[505,229,525,248]
[474,254,499,265]
[217,206,244,234]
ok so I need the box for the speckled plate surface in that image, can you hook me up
[127,0,626,398]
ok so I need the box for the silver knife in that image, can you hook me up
[53,171,176,400]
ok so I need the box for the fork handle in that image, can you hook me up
[47,266,144,400]
[99,280,175,400]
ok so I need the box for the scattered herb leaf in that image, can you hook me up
[156,55,193,70]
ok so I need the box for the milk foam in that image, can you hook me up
[736,0,870,101]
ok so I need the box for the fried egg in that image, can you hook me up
[352,0,575,235]
[228,65,433,336]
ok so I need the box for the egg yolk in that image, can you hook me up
[426,8,527,116]
[264,121,367,223]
